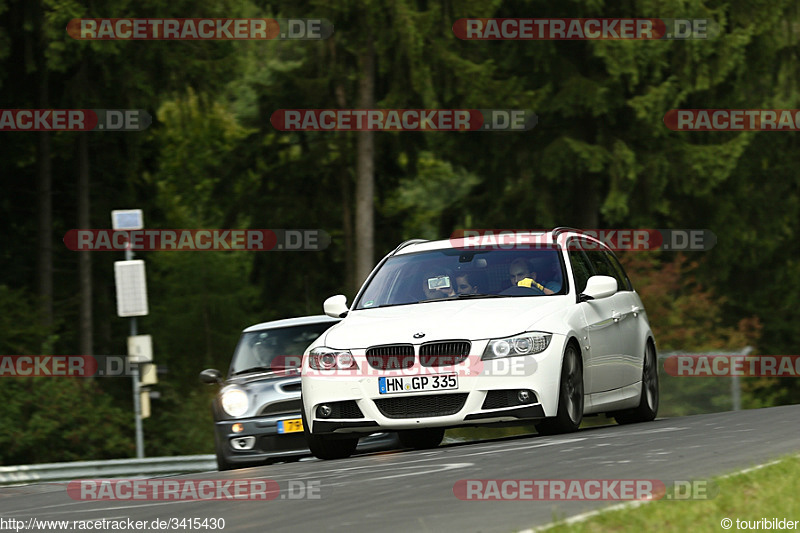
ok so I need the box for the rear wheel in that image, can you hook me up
[614,341,659,425]
[301,400,358,460]
[398,428,445,449]
[535,343,583,436]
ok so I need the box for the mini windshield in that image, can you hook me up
[355,247,566,310]
[229,322,333,376]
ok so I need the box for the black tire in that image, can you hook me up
[301,400,358,460]
[614,341,659,425]
[215,437,236,471]
[398,428,445,449]
[535,343,584,436]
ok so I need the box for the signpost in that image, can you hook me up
[112,209,148,458]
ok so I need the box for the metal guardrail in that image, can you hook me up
[658,346,753,411]
[0,455,216,486]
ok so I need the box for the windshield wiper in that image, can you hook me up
[455,293,513,299]
[368,302,415,309]
[231,366,274,376]
[416,293,512,303]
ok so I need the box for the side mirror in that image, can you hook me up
[199,368,223,384]
[323,294,349,318]
[580,275,617,301]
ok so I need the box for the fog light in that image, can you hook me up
[518,390,531,403]
[230,436,255,450]
[317,404,333,418]
[232,423,244,433]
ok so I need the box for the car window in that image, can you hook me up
[582,242,621,284]
[605,250,633,291]
[229,322,334,375]
[354,247,567,309]
[567,239,593,293]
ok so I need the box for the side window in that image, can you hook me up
[567,240,593,293]
[584,241,625,291]
[605,251,633,291]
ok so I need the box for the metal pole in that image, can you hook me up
[126,246,145,458]
[732,346,753,412]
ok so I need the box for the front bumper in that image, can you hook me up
[214,415,309,465]
[303,336,565,435]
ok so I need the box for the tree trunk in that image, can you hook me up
[573,173,599,229]
[329,37,356,294]
[34,0,53,329]
[78,134,93,356]
[354,37,376,286]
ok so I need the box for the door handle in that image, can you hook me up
[631,305,641,317]
[612,311,621,322]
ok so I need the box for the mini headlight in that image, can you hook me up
[220,388,249,417]
[483,333,552,360]
[309,347,358,370]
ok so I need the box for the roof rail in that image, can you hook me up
[551,227,583,239]
[390,239,428,255]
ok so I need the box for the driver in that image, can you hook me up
[509,258,556,295]
[253,335,279,367]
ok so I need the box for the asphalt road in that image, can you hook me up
[2,405,799,533]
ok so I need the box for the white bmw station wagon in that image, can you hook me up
[301,228,659,459]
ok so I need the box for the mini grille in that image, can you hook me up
[419,341,471,366]
[258,399,303,416]
[374,393,468,418]
[280,382,302,393]
[366,344,415,369]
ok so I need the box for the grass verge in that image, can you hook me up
[537,453,800,532]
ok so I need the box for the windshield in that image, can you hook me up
[354,247,567,310]
[228,322,334,376]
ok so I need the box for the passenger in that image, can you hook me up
[455,270,484,295]
[421,270,456,300]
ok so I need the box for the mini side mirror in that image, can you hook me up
[199,368,223,384]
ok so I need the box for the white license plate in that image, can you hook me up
[378,374,457,394]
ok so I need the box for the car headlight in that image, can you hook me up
[220,388,249,417]
[482,332,552,360]
[308,347,358,370]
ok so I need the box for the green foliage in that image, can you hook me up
[384,151,481,239]
[2,0,800,463]
[0,378,134,465]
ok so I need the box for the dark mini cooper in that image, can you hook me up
[200,315,398,470]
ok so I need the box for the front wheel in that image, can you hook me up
[535,344,583,436]
[398,428,445,449]
[215,439,235,471]
[614,341,659,425]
